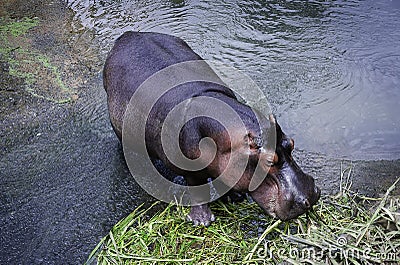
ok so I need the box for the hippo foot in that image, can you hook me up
[186,204,215,226]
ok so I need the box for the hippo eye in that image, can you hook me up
[252,136,263,149]
[245,133,263,150]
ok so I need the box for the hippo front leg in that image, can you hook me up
[187,204,215,226]
[184,174,216,226]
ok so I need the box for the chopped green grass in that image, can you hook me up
[87,169,400,264]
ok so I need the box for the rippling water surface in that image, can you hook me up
[69,0,400,160]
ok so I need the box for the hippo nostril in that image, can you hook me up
[303,199,310,209]
[295,197,311,210]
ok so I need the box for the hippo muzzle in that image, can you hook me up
[250,116,321,220]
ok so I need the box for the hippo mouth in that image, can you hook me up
[265,175,283,219]
[273,182,321,221]
[250,172,320,221]
[250,174,281,219]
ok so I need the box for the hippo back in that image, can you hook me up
[103,31,206,139]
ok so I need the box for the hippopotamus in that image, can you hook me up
[103,31,320,226]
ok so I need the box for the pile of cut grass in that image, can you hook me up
[87,169,399,264]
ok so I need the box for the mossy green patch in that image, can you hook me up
[0,17,39,38]
[0,17,76,103]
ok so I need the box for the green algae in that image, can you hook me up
[0,17,39,38]
[0,17,76,103]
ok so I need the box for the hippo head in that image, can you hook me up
[237,114,320,221]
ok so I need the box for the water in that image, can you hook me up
[1,1,153,263]
[69,0,400,160]
[1,0,399,264]
[67,0,400,192]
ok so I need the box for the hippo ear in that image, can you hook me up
[264,114,278,150]
[266,114,277,135]
[268,114,276,126]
